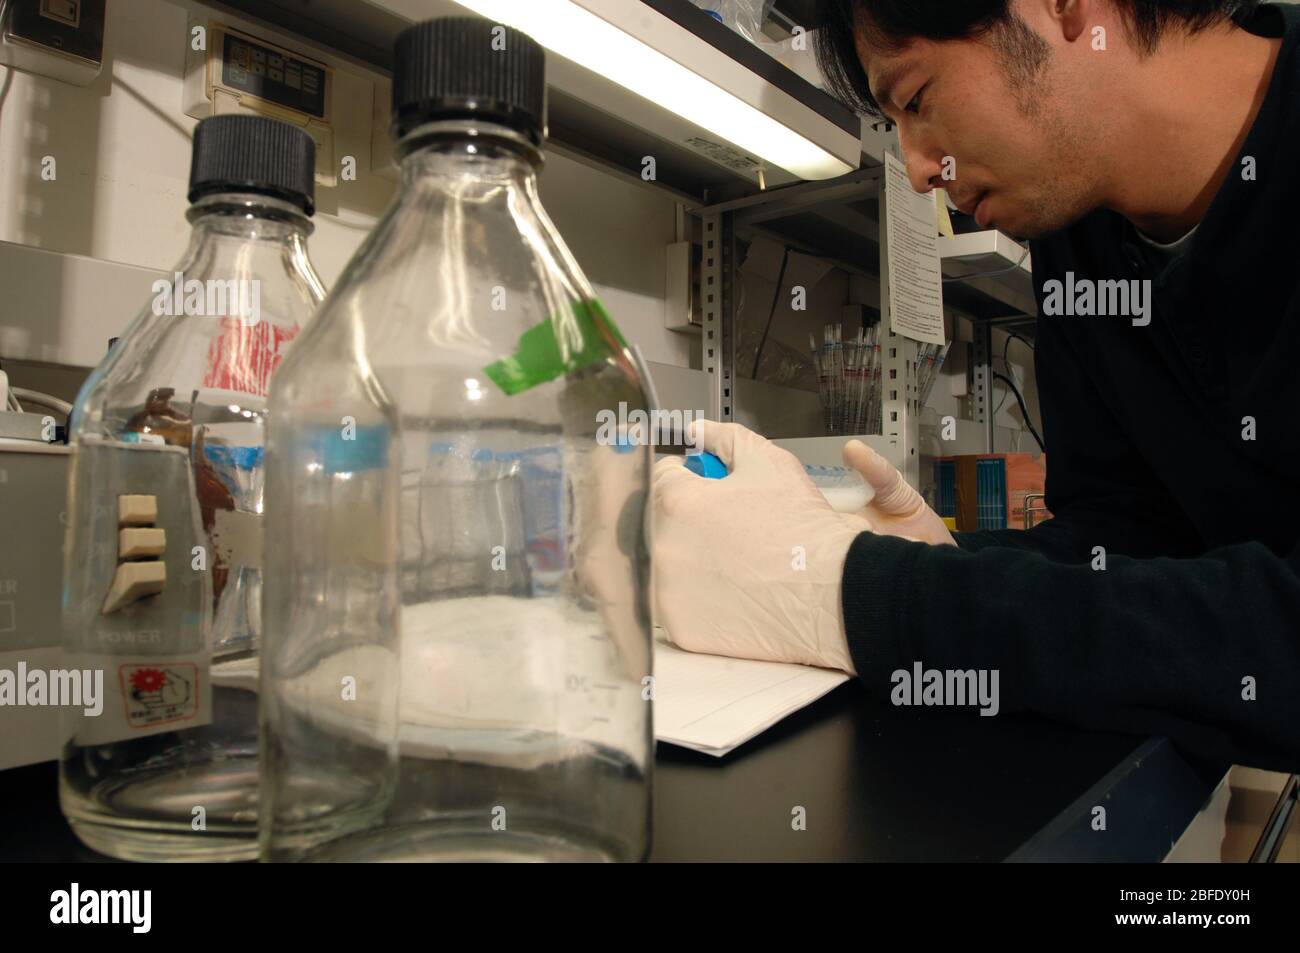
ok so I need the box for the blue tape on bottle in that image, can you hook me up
[204,445,264,472]
[298,425,390,473]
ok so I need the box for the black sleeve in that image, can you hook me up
[841,530,1300,771]
[950,307,1201,563]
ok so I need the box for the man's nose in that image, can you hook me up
[896,124,942,193]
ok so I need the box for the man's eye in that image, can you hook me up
[905,90,923,114]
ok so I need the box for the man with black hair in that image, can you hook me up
[653,1,1300,771]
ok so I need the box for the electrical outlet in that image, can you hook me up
[0,0,106,86]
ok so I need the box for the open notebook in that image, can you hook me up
[653,630,850,757]
[218,608,847,762]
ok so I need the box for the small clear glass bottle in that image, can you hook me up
[60,115,325,861]
[261,18,654,862]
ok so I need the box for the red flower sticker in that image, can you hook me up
[129,668,167,693]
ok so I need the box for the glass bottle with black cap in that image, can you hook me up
[261,17,653,862]
[60,114,326,861]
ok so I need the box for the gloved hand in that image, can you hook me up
[653,420,871,673]
[842,439,957,547]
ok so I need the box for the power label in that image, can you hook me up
[119,663,201,730]
[73,653,213,746]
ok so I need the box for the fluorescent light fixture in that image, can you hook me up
[452,0,855,180]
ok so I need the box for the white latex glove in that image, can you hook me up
[652,420,871,673]
[571,438,653,684]
[842,439,957,547]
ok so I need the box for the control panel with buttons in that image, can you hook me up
[102,494,167,614]
[182,21,336,186]
[63,439,214,746]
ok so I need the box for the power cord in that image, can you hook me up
[10,387,72,417]
[751,245,792,380]
[991,371,1044,451]
[995,329,1035,414]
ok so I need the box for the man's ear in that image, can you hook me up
[1027,0,1094,45]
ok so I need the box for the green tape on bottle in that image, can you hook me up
[483,299,628,396]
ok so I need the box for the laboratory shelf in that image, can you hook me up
[938,230,1037,323]
[936,231,1038,451]
[694,180,1039,466]
[693,190,1039,332]
[218,0,864,200]
[772,434,896,467]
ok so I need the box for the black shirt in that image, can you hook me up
[842,2,1300,770]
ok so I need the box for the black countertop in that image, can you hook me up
[652,683,1225,861]
[0,682,1224,862]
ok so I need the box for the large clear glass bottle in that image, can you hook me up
[261,18,654,862]
[60,115,325,861]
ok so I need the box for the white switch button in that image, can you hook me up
[118,494,158,526]
[102,561,167,614]
[118,527,166,559]
[41,1,82,29]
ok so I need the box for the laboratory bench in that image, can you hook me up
[650,683,1224,862]
[0,682,1224,863]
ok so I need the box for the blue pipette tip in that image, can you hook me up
[684,449,728,479]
